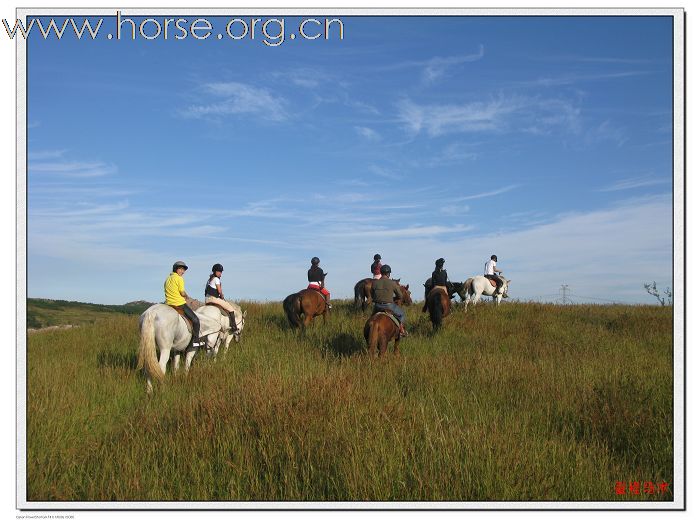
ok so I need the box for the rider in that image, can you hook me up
[204,263,238,332]
[164,261,202,347]
[423,258,450,312]
[307,257,331,309]
[371,264,408,337]
[484,254,506,296]
[371,254,383,279]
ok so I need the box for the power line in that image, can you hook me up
[559,284,571,304]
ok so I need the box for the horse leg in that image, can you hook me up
[378,335,389,357]
[184,349,197,373]
[172,353,181,373]
[158,346,171,377]
[393,333,400,356]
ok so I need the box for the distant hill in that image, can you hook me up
[27,298,154,329]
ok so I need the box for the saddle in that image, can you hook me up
[168,304,192,333]
[488,279,498,288]
[373,307,401,328]
[208,302,231,316]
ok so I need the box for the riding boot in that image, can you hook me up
[228,312,237,332]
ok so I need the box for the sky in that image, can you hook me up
[26,14,675,304]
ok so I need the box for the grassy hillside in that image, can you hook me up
[25,301,673,503]
[27,298,153,329]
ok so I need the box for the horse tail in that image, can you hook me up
[429,291,444,329]
[464,278,475,296]
[283,293,303,328]
[136,310,164,384]
[367,318,380,355]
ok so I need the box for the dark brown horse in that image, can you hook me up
[354,278,411,311]
[363,282,412,356]
[354,278,373,310]
[283,288,328,329]
[424,287,451,330]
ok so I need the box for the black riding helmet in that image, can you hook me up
[212,263,224,273]
[435,257,445,268]
[491,254,498,261]
[380,264,391,275]
[311,257,320,265]
[374,254,381,260]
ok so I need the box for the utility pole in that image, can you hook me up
[560,284,570,304]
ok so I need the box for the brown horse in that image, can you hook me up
[283,288,328,329]
[424,287,451,330]
[363,282,412,356]
[354,278,411,311]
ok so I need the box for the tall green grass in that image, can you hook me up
[26,301,673,501]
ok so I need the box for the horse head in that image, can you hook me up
[500,276,511,298]
[398,283,412,305]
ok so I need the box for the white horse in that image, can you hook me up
[137,303,228,393]
[463,275,511,309]
[196,302,247,359]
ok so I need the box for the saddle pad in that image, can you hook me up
[304,287,326,300]
[168,304,193,333]
[208,303,230,316]
[375,311,401,328]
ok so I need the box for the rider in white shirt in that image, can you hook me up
[484,255,505,295]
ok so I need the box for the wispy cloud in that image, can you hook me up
[425,142,480,167]
[380,45,485,83]
[330,224,473,239]
[368,164,403,181]
[182,82,288,121]
[397,95,581,137]
[29,149,66,161]
[585,120,628,147]
[455,184,519,202]
[354,126,381,141]
[440,204,470,216]
[536,54,657,65]
[29,160,117,178]
[513,70,653,88]
[598,175,668,192]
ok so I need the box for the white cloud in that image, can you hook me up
[182,81,288,121]
[29,160,117,178]
[380,45,485,84]
[328,224,473,239]
[514,70,652,88]
[307,194,671,304]
[354,126,381,141]
[599,175,668,192]
[397,95,581,137]
[455,185,519,202]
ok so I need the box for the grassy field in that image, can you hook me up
[25,300,674,502]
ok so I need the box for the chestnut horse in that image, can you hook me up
[283,288,328,329]
[363,282,412,356]
[424,287,451,330]
[354,278,410,311]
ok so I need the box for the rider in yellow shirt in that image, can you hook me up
[164,261,202,347]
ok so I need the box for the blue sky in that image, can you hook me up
[26,15,674,304]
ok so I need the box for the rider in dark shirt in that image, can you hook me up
[307,257,331,308]
[371,264,408,337]
[423,258,450,312]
